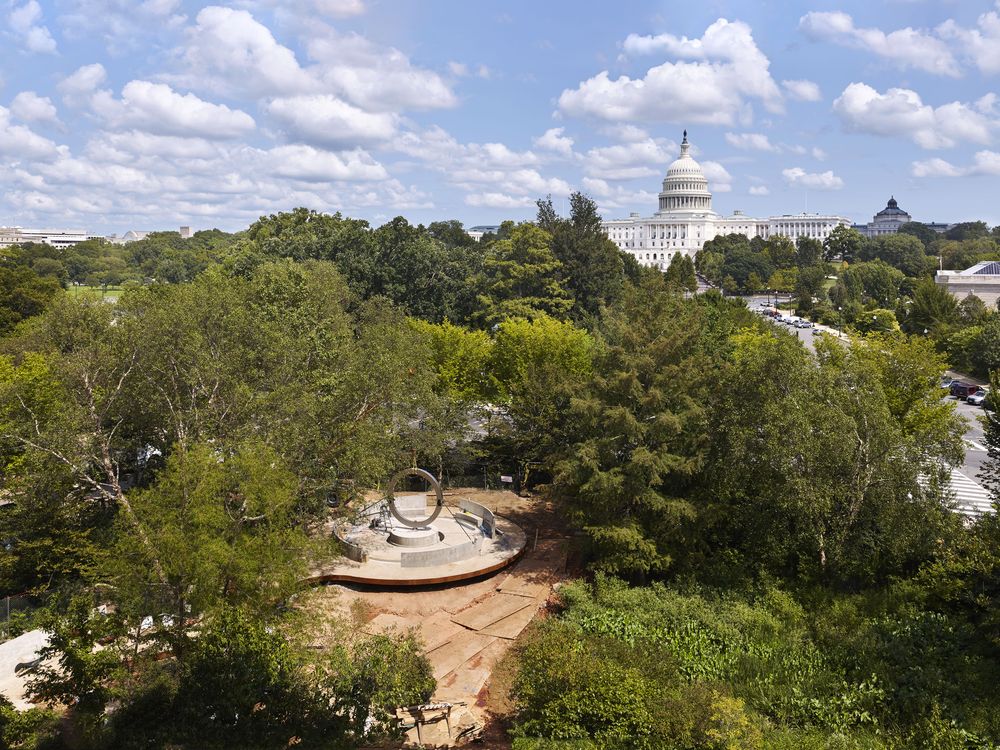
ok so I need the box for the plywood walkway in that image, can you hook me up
[360,537,568,746]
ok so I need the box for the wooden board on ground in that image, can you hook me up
[479,601,539,640]
[362,613,410,635]
[418,609,466,652]
[498,579,550,600]
[434,639,510,701]
[451,593,533,631]
[426,630,495,680]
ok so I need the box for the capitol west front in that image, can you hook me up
[602,132,851,271]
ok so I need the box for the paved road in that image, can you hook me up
[746,295,840,353]
[744,295,995,516]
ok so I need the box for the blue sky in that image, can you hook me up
[2,0,1000,234]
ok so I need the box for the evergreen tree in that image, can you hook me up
[539,192,626,321]
[478,222,573,325]
[979,373,1000,510]
[551,274,708,578]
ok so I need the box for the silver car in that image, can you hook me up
[967,388,989,406]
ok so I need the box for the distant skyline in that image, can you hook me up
[2,0,1000,233]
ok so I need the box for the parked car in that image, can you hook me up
[794,319,813,328]
[968,387,990,406]
[940,377,956,389]
[950,381,980,399]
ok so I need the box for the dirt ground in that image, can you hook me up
[300,488,574,748]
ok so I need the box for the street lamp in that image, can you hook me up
[837,306,843,336]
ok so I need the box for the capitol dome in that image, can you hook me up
[657,131,713,213]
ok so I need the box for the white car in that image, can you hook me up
[967,388,989,406]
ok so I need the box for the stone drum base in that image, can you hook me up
[387,527,441,548]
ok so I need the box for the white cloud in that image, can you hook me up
[725,132,777,151]
[912,150,1000,178]
[10,92,59,125]
[976,93,999,116]
[177,6,316,98]
[307,0,365,17]
[812,147,827,161]
[533,127,574,157]
[268,144,388,182]
[58,63,108,108]
[584,137,676,180]
[582,177,610,196]
[55,0,186,49]
[98,81,256,140]
[749,185,769,195]
[799,11,959,77]
[396,126,539,169]
[448,167,570,198]
[0,106,59,159]
[578,178,659,212]
[306,30,457,112]
[393,125,573,206]
[85,131,222,161]
[8,0,57,53]
[266,95,397,148]
[833,82,993,149]
[175,7,456,116]
[561,19,782,125]
[782,79,821,102]
[598,124,650,142]
[782,167,844,190]
[937,9,1000,75]
[447,61,468,77]
[464,192,535,209]
[701,160,733,192]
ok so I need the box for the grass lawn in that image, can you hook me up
[67,285,124,302]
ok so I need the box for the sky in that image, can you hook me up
[2,0,1000,235]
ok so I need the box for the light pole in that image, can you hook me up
[837,306,842,337]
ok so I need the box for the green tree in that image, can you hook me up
[796,236,823,267]
[945,221,990,241]
[904,278,958,334]
[861,234,929,277]
[972,317,1000,375]
[0,265,61,336]
[705,331,961,583]
[111,441,309,658]
[551,276,707,578]
[538,193,626,321]
[427,219,476,248]
[486,316,596,478]
[478,222,573,325]
[824,225,865,263]
[409,319,492,403]
[764,236,797,268]
[898,221,941,249]
[27,596,126,742]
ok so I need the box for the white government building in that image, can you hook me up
[0,227,101,249]
[601,132,851,271]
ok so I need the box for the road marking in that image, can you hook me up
[946,469,994,517]
[964,439,987,452]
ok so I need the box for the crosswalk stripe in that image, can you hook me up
[918,468,995,518]
[964,439,987,452]
[946,469,994,517]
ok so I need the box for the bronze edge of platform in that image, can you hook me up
[301,543,527,588]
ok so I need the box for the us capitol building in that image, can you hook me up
[601,132,851,271]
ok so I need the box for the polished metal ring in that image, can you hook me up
[386,467,444,528]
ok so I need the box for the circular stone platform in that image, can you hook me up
[387,527,442,548]
[310,501,526,587]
